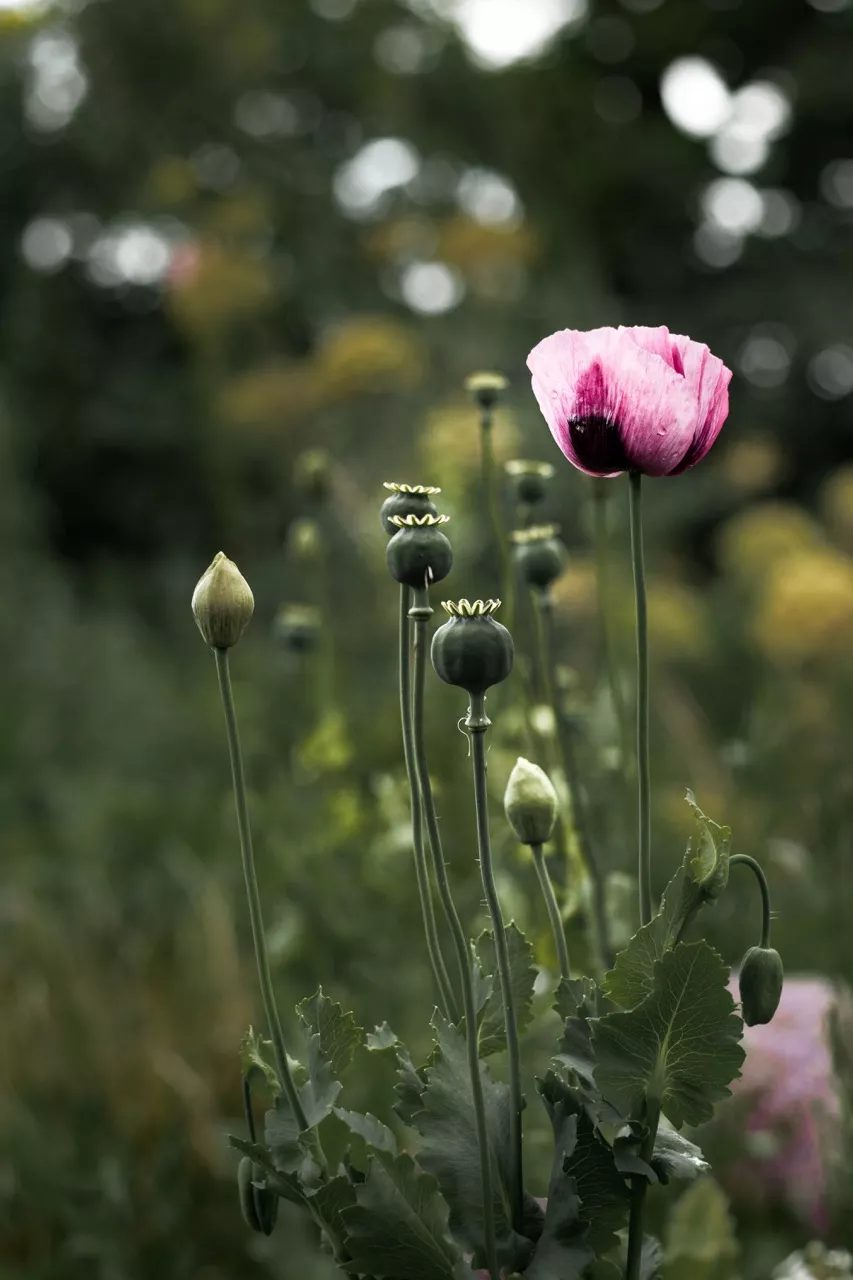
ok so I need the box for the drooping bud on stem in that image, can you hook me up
[739,946,784,1026]
[504,756,558,846]
[380,482,441,535]
[192,552,255,649]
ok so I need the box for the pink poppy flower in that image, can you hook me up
[526,325,732,478]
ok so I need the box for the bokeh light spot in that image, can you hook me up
[660,57,730,138]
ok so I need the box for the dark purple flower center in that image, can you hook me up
[568,415,629,474]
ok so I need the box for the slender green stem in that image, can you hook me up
[531,843,571,980]
[533,590,610,969]
[399,586,459,1021]
[468,709,524,1230]
[625,1097,660,1280]
[213,648,310,1134]
[410,605,500,1280]
[481,407,514,630]
[592,480,630,771]
[730,854,772,948]
[628,471,652,928]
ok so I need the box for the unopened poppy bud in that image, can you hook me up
[273,603,321,654]
[285,517,322,562]
[739,946,784,1026]
[505,459,555,506]
[237,1157,279,1236]
[511,524,566,590]
[464,371,509,411]
[504,757,558,846]
[380,482,441,536]
[431,599,514,695]
[386,513,452,589]
[192,552,254,649]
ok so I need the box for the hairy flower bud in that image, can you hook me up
[192,552,254,649]
[386,513,452,588]
[505,459,555,506]
[431,599,514,695]
[380,482,441,536]
[504,757,558,846]
[739,946,784,1027]
[511,524,566,590]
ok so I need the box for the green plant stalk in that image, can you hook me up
[625,1096,661,1280]
[213,648,311,1135]
[591,480,631,771]
[628,470,652,927]
[730,854,772,947]
[481,406,514,631]
[531,842,571,979]
[468,708,524,1229]
[532,590,609,970]
[398,586,459,1021]
[410,600,500,1280]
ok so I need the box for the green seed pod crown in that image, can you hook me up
[504,757,558,846]
[431,599,514,695]
[511,525,566,590]
[505,459,555,506]
[380,482,441,536]
[386,513,452,588]
[738,945,784,1026]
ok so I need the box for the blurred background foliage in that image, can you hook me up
[2,0,853,1277]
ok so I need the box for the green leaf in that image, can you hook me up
[640,1236,664,1280]
[341,1151,468,1280]
[593,941,745,1129]
[406,1015,540,1269]
[603,795,732,1012]
[264,1033,341,1178]
[652,1124,709,1183]
[529,1075,593,1280]
[537,1073,630,1257]
[238,1027,280,1093]
[663,1177,739,1280]
[297,988,363,1079]
[334,1107,398,1155]
[366,1021,400,1051]
[307,1174,358,1262]
[554,976,602,1023]
[474,923,536,1057]
[227,1135,306,1207]
[395,1047,428,1126]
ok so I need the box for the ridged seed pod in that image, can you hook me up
[511,525,566,590]
[380,482,441,536]
[431,599,514,695]
[505,459,555,507]
[386,513,452,589]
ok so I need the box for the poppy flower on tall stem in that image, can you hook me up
[527,323,732,1280]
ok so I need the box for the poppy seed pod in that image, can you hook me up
[739,946,784,1027]
[273,603,321,654]
[192,552,254,649]
[380,482,441,536]
[464,370,509,411]
[386,513,452,589]
[505,459,555,507]
[431,599,514,696]
[511,524,566,590]
[504,757,558,846]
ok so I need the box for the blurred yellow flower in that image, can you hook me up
[753,548,853,665]
[218,361,319,430]
[201,191,272,239]
[420,400,520,485]
[717,501,825,582]
[145,157,197,207]
[819,464,853,548]
[648,581,708,662]
[718,435,784,494]
[316,315,425,397]
[437,216,539,270]
[168,241,275,336]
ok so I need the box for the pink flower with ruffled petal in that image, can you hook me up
[526,325,732,478]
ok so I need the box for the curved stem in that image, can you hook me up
[399,586,459,1021]
[592,480,630,771]
[531,843,571,980]
[410,607,500,1280]
[730,854,772,948]
[468,710,524,1229]
[214,649,310,1135]
[243,1074,258,1144]
[481,407,514,631]
[628,471,652,928]
[533,590,610,970]
[625,1098,660,1280]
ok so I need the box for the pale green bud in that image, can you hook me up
[504,757,558,846]
[192,552,254,649]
